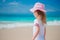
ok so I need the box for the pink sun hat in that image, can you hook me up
[30,2,46,13]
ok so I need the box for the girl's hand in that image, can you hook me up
[32,38,35,40]
[32,37,35,40]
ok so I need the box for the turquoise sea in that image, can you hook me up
[0,12,60,22]
[0,12,60,28]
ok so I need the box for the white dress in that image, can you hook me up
[33,18,46,40]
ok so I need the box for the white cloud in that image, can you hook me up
[46,5,60,12]
[8,1,19,6]
[2,0,6,3]
[46,8,56,12]
[0,1,32,13]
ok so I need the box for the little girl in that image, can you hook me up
[30,2,46,40]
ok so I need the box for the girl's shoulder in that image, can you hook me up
[34,19,42,23]
[34,19,40,24]
[34,19,39,26]
[34,19,38,23]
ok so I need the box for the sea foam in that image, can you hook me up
[0,20,60,29]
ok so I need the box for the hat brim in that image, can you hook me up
[30,8,46,13]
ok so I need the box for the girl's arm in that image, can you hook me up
[32,23,40,40]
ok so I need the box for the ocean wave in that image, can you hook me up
[0,21,33,29]
[47,20,60,25]
[0,20,60,29]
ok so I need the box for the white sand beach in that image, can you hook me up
[0,24,60,40]
[0,21,60,40]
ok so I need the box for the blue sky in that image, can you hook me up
[0,0,60,14]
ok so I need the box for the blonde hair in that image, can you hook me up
[35,10,46,24]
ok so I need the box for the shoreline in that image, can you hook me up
[0,22,60,29]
